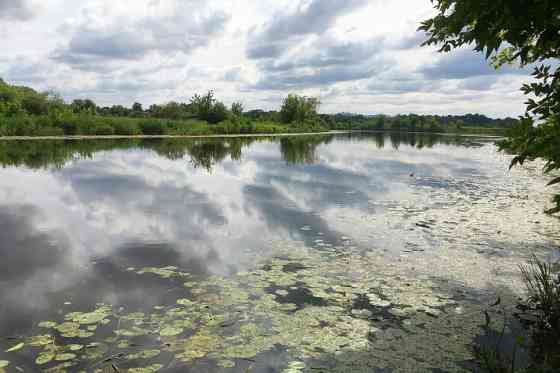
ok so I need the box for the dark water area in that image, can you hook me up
[0,133,556,372]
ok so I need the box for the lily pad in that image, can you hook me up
[55,353,76,361]
[128,364,164,373]
[126,349,161,360]
[38,321,57,329]
[217,359,236,368]
[5,342,24,352]
[29,335,53,347]
[36,352,55,365]
[160,326,184,337]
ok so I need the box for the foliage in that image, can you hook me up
[0,78,517,138]
[420,0,560,213]
[498,118,560,213]
[231,102,244,116]
[113,120,141,136]
[472,256,560,373]
[517,257,560,370]
[71,99,97,115]
[280,94,321,125]
[139,121,166,136]
[190,91,229,124]
[207,101,228,124]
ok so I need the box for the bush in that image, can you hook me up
[94,124,115,136]
[21,94,49,116]
[139,121,166,135]
[35,127,64,136]
[207,102,229,124]
[54,113,80,135]
[5,114,36,136]
[113,121,140,136]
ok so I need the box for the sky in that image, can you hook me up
[0,0,532,117]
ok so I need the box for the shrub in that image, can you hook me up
[113,121,140,136]
[6,114,35,136]
[35,126,64,136]
[231,102,244,116]
[139,121,166,135]
[473,256,560,372]
[517,257,560,369]
[207,102,229,124]
[59,121,78,135]
[21,94,49,116]
[94,124,115,136]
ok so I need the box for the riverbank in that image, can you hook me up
[0,130,506,141]
[0,131,348,141]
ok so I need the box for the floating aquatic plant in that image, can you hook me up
[5,342,24,352]
[15,240,509,372]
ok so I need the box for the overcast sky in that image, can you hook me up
[0,0,531,117]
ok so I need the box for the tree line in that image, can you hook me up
[0,77,517,137]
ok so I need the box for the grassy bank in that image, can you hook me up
[0,114,509,139]
[0,113,329,137]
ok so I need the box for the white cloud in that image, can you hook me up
[0,0,533,117]
[0,0,35,20]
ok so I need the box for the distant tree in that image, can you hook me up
[280,94,321,125]
[190,91,229,124]
[208,102,228,124]
[21,93,49,116]
[231,102,244,116]
[109,105,129,117]
[190,91,215,121]
[420,0,560,213]
[132,102,143,113]
[71,99,97,115]
[375,116,385,130]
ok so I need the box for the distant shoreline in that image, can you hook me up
[0,130,505,141]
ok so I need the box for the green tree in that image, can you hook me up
[231,102,244,116]
[21,93,49,116]
[420,0,560,213]
[71,99,97,115]
[280,94,321,125]
[132,102,143,114]
[190,91,215,121]
[190,91,229,124]
[207,102,228,124]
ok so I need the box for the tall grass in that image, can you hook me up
[0,114,327,137]
[474,256,560,373]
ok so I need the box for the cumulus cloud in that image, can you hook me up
[247,0,368,60]
[420,49,527,79]
[250,36,389,90]
[255,64,377,90]
[245,0,388,91]
[367,78,440,95]
[0,0,533,116]
[0,0,34,20]
[53,0,230,70]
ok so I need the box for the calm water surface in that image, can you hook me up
[0,133,557,372]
